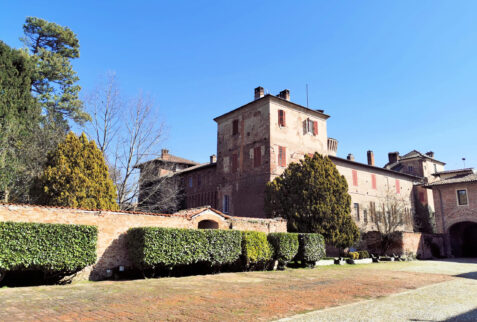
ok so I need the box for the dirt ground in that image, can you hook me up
[0,262,452,321]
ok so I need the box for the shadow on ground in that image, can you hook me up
[445,308,477,321]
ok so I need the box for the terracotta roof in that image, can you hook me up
[136,154,199,168]
[425,173,477,187]
[213,94,330,122]
[385,150,446,169]
[433,168,474,176]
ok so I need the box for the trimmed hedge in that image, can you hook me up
[358,250,370,259]
[296,233,326,265]
[127,227,242,269]
[0,221,97,273]
[241,231,273,265]
[268,232,299,266]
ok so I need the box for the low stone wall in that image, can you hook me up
[0,204,286,280]
[364,231,445,259]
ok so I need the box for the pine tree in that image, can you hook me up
[265,153,359,248]
[35,132,119,210]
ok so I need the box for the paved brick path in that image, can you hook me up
[0,261,465,321]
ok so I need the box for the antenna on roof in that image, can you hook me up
[306,84,309,108]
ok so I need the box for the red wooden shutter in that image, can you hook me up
[395,179,400,193]
[254,146,261,167]
[312,121,318,135]
[278,110,286,127]
[352,170,358,186]
[371,174,377,189]
[281,147,286,166]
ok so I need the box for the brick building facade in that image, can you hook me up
[138,87,435,233]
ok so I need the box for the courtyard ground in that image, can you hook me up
[0,259,475,321]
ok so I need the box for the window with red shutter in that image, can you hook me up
[278,110,286,127]
[232,119,239,135]
[352,170,358,186]
[254,146,261,167]
[313,121,318,135]
[232,154,238,172]
[278,146,286,167]
[419,191,425,203]
[371,174,377,189]
[395,179,400,193]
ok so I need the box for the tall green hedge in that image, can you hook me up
[296,233,325,265]
[241,231,273,266]
[0,221,97,273]
[268,232,299,267]
[127,227,242,269]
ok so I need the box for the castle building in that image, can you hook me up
[137,87,439,233]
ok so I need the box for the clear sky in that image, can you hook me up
[2,1,476,170]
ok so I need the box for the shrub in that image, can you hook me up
[127,227,242,270]
[296,233,326,266]
[358,250,370,259]
[348,252,359,260]
[0,221,97,273]
[268,232,299,267]
[241,231,273,267]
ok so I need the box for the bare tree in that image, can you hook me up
[84,74,181,212]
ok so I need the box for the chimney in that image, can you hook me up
[367,150,375,166]
[347,153,355,161]
[254,86,264,100]
[161,149,169,158]
[425,151,434,158]
[277,89,290,101]
[388,152,400,164]
[210,154,217,164]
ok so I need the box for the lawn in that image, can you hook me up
[0,262,451,321]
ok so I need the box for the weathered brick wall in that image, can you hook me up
[363,231,444,259]
[0,204,286,280]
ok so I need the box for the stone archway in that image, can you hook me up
[449,221,477,257]
[197,220,219,229]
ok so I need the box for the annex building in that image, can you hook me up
[138,87,448,235]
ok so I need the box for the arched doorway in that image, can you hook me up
[198,220,219,229]
[449,222,477,257]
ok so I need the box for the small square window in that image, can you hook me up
[457,189,468,206]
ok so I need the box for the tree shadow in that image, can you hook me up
[444,308,477,321]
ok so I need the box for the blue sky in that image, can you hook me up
[2,1,476,169]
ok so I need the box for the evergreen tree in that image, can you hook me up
[0,41,39,202]
[35,132,119,210]
[22,17,90,130]
[265,153,359,248]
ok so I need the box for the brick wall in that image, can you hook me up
[0,204,286,280]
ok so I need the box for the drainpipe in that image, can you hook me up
[437,187,448,256]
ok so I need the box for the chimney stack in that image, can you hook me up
[367,150,375,166]
[425,151,435,158]
[347,153,355,161]
[388,152,400,164]
[277,89,290,101]
[161,149,169,158]
[254,86,264,100]
[210,154,217,164]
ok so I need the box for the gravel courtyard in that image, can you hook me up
[0,259,475,321]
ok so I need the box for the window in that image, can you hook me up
[370,201,376,222]
[254,146,261,167]
[371,174,377,189]
[408,166,414,174]
[395,179,400,194]
[188,176,193,188]
[457,189,468,206]
[223,195,230,214]
[354,203,360,221]
[232,119,239,135]
[278,110,286,127]
[434,164,438,173]
[278,146,286,167]
[303,118,318,136]
[352,170,358,186]
[363,210,368,223]
[232,153,238,172]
